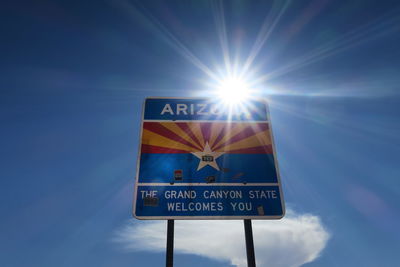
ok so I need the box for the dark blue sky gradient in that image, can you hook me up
[1,0,400,266]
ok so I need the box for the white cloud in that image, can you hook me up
[114,210,330,267]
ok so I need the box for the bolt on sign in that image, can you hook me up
[133,97,285,219]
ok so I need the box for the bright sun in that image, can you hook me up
[216,76,251,104]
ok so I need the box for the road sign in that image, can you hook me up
[133,97,285,219]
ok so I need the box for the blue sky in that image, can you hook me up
[1,0,400,266]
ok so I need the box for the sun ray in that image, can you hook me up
[211,123,242,150]
[253,8,400,83]
[175,122,205,150]
[208,122,228,148]
[213,123,269,151]
[216,130,271,152]
[143,122,201,151]
[186,123,206,148]
[240,0,291,79]
[112,0,221,82]
[160,122,203,151]
[141,129,195,152]
[212,0,232,77]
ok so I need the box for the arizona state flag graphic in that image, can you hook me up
[139,121,277,184]
[133,98,285,219]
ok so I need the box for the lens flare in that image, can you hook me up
[216,76,251,104]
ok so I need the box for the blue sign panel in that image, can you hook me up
[133,97,285,219]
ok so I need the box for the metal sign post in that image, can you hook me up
[244,219,256,267]
[166,220,174,267]
[133,97,285,266]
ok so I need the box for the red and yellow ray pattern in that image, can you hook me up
[141,122,273,154]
